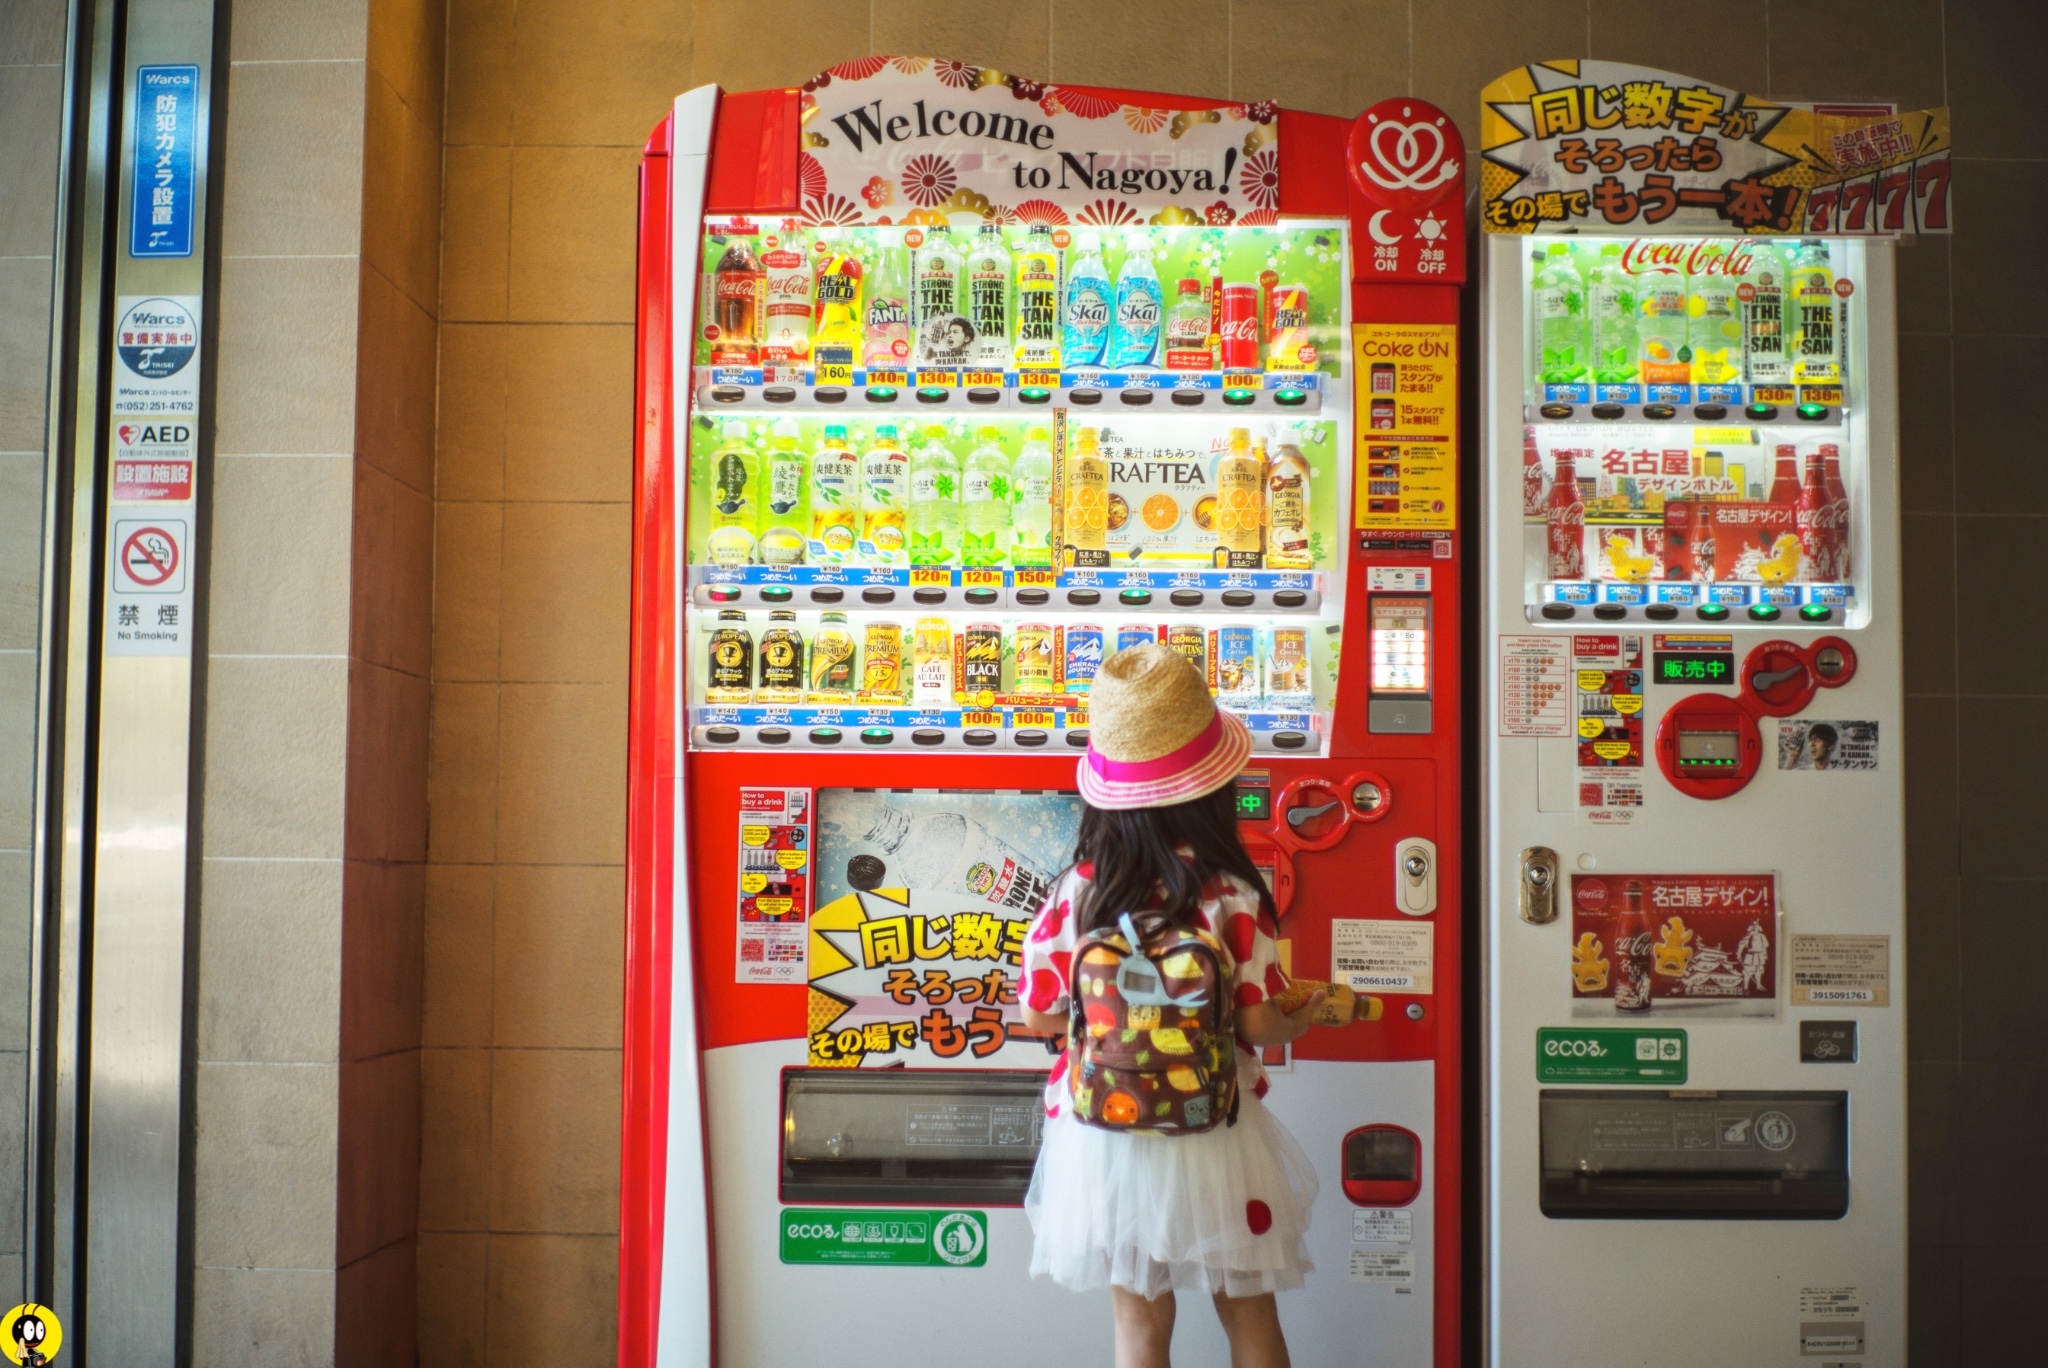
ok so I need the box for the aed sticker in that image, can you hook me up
[1331,919,1433,994]
[1,1304,59,1363]
[780,1209,987,1267]
[1349,1249,1414,1285]
[1352,1208,1412,1244]
[1798,1286,1864,1357]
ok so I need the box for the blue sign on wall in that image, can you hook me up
[130,65,200,258]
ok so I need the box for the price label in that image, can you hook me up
[1799,385,1843,405]
[917,369,958,388]
[961,370,1003,388]
[1751,386,1795,404]
[961,568,1003,587]
[1018,371,1060,389]
[1062,710,1089,728]
[1011,710,1054,728]
[909,567,952,587]
[1013,569,1055,587]
[1222,372,1263,389]
[962,710,1003,727]
[815,361,854,385]
[865,368,906,386]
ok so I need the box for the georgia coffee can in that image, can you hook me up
[1062,624,1104,694]
[1014,623,1055,693]
[1115,624,1158,655]
[961,622,1003,702]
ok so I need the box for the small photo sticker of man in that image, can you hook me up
[1778,719,1879,771]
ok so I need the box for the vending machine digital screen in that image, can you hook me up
[1367,595,1431,734]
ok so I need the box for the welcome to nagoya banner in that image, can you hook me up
[1481,60,1950,236]
[795,55,1279,227]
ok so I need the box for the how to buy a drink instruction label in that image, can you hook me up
[1575,634,1643,825]
[737,787,811,984]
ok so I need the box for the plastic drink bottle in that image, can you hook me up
[1009,425,1054,567]
[709,234,765,366]
[860,233,910,370]
[1264,426,1313,570]
[1546,448,1585,579]
[1522,426,1547,518]
[1063,426,1109,566]
[966,225,1012,367]
[1688,243,1741,385]
[1738,240,1789,384]
[907,423,962,566]
[705,419,759,566]
[1633,262,1690,386]
[812,234,865,369]
[1533,242,1587,384]
[1586,243,1637,386]
[961,425,1013,567]
[860,423,909,566]
[1213,427,1265,569]
[1796,450,1833,582]
[809,423,858,564]
[758,419,808,565]
[1822,445,1849,582]
[1164,279,1213,369]
[1790,239,1840,381]
[760,227,812,366]
[912,226,963,336]
[1061,232,1112,368]
[1109,232,1163,369]
[1013,225,1060,368]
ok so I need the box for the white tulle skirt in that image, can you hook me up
[1025,1087,1319,1299]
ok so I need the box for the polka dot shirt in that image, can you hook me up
[1022,860,1286,1118]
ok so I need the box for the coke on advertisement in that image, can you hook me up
[1796,450,1834,582]
[1821,444,1850,582]
[1546,449,1585,579]
[1219,283,1260,370]
[1613,880,1653,1012]
[1522,426,1546,518]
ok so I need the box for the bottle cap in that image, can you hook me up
[722,419,750,439]
[875,424,898,439]
[1229,427,1250,444]
[1026,426,1050,441]
[1178,279,1202,294]
[924,424,949,441]
[773,419,798,441]
[975,425,1000,441]
[821,610,848,622]
[824,423,848,441]
[717,608,747,621]
[769,610,796,621]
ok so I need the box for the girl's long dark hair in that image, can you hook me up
[1070,785,1277,935]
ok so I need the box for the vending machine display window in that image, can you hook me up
[1367,595,1430,733]
[1517,236,1871,629]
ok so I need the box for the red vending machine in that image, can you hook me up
[621,60,1466,1366]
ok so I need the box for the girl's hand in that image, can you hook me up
[1279,989,1326,1043]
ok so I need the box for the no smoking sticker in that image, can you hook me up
[114,519,186,593]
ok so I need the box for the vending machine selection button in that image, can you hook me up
[962,728,998,747]
[1013,729,1048,748]
[705,726,740,745]
[808,587,844,604]
[964,588,999,606]
[911,728,945,746]
[1645,604,1678,621]
[757,727,791,745]
[859,728,893,745]
[1593,604,1626,621]
[1116,588,1152,606]
[1064,729,1089,747]
[860,587,897,604]
[1222,589,1255,607]
[1273,590,1308,608]
[1014,588,1049,607]
[1170,589,1205,607]
[1541,603,1576,620]
[1695,604,1729,621]
[1591,402,1625,420]
[1272,731,1309,750]
[1069,588,1104,606]
[912,587,947,605]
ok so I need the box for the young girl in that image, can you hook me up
[1020,643,1324,1368]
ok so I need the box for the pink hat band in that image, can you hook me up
[1077,709,1253,810]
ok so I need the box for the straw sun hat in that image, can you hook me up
[1077,642,1253,810]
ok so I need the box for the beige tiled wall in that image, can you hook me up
[422,3,2043,1365]
[0,0,66,1306]
[199,0,442,1362]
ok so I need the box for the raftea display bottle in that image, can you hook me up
[1265,426,1312,569]
[757,419,808,566]
[1213,427,1265,569]
[1063,425,1109,567]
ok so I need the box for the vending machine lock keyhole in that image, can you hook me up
[1520,847,1559,925]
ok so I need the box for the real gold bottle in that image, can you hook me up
[1063,426,1110,567]
[1213,426,1265,569]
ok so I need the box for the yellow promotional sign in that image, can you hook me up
[1481,60,1950,236]
[1353,322,1456,532]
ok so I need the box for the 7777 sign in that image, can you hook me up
[1480,60,1949,236]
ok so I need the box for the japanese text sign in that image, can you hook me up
[798,56,1277,226]
[1482,61,1950,236]
[1570,873,1778,1018]
[131,65,200,258]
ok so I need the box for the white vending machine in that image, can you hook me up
[1475,60,1950,1368]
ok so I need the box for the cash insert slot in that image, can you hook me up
[781,1068,1045,1206]
[1539,1089,1849,1220]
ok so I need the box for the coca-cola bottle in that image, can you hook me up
[1613,880,1653,1012]
[1821,444,1849,582]
[1796,450,1833,582]
[1522,427,1547,518]
[1766,443,1801,505]
[1546,449,1585,579]
[710,233,766,366]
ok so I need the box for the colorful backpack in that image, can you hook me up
[1067,911,1238,1135]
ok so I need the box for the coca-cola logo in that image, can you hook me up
[1219,316,1257,340]
[1620,239,1755,278]
[1576,879,1609,908]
